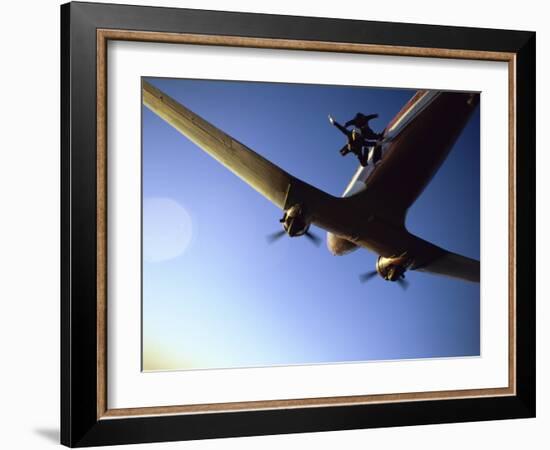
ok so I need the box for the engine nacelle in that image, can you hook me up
[376,253,412,281]
[327,233,359,255]
[280,204,310,237]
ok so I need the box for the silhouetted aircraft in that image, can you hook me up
[143,81,480,287]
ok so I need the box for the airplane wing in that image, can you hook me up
[142,80,352,236]
[415,251,480,283]
[400,230,480,283]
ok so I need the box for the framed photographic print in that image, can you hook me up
[60,1,536,447]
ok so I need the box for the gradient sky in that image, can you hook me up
[142,77,480,371]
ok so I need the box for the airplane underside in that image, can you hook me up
[143,81,480,285]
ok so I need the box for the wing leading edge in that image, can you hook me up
[143,80,291,209]
[142,80,354,237]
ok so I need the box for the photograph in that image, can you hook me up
[141,77,481,372]
[55,1,537,446]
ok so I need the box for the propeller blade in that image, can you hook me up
[304,230,321,247]
[397,277,410,290]
[266,230,286,243]
[359,270,378,283]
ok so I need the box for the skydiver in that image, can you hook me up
[328,115,369,167]
[345,112,384,143]
[347,112,387,166]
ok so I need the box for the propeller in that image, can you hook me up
[266,229,321,247]
[396,276,409,290]
[266,230,286,243]
[304,230,321,247]
[359,270,378,283]
[267,204,321,247]
[359,270,410,289]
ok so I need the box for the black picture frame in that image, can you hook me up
[61,1,535,447]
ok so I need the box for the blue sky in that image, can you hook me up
[142,77,480,371]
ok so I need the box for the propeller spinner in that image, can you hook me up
[359,253,413,289]
[266,204,321,247]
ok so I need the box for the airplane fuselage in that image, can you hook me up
[327,90,480,267]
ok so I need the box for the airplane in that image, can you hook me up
[142,80,480,287]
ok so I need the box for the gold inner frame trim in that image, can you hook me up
[96,28,517,420]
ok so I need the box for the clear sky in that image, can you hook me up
[142,77,480,371]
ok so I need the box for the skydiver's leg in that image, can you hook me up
[358,148,369,167]
[370,142,382,164]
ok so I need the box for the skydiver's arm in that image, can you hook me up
[331,119,352,137]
